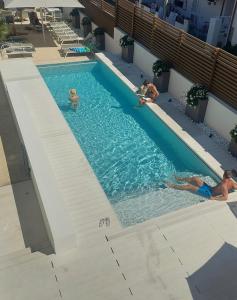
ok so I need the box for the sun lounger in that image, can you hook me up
[61,43,93,58]
[57,34,84,45]
[48,22,70,30]
[1,42,35,58]
[2,47,34,58]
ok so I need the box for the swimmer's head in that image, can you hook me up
[69,89,77,95]
[143,80,150,87]
[223,170,235,179]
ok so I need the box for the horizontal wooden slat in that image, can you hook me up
[118,0,134,12]
[102,1,115,17]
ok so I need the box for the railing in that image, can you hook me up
[80,0,237,110]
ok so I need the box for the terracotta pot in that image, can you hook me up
[153,72,170,93]
[185,99,208,123]
[229,139,237,158]
[121,44,134,63]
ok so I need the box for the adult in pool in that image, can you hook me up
[166,170,237,201]
[136,80,159,105]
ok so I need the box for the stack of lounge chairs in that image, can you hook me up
[48,21,83,45]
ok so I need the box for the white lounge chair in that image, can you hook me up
[0,42,35,58]
[57,34,83,45]
[1,45,35,58]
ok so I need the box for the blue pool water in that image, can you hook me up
[38,61,218,226]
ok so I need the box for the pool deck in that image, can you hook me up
[0,53,237,299]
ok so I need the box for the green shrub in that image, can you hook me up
[82,17,91,26]
[230,125,237,143]
[186,84,208,107]
[0,20,9,41]
[70,8,80,16]
[119,35,134,48]
[152,60,171,77]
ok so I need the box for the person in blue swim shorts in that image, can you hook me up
[167,170,237,201]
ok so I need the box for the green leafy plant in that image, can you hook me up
[82,16,91,26]
[186,84,208,107]
[0,20,9,41]
[94,27,104,36]
[152,60,171,77]
[230,125,237,143]
[70,8,80,16]
[119,35,134,48]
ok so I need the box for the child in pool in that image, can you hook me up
[69,88,79,110]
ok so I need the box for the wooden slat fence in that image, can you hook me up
[102,1,116,17]
[116,0,134,36]
[79,0,115,36]
[79,0,237,110]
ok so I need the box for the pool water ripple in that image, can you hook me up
[39,62,218,227]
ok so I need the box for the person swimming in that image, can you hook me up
[166,170,237,201]
[69,88,79,110]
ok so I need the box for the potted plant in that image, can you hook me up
[0,20,9,41]
[82,16,92,38]
[152,60,171,92]
[120,34,134,63]
[94,27,105,51]
[229,125,237,157]
[70,8,80,28]
[185,84,208,123]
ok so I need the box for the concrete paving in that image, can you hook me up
[0,23,90,65]
[0,45,237,299]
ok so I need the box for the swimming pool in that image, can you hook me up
[38,61,219,227]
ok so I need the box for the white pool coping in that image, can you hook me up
[0,58,121,254]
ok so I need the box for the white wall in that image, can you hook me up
[105,27,124,55]
[105,27,157,79]
[204,94,237,141]
[133,42,158,79]
[168,68,236,141]
[105,32,119,54]
[168,69,193,104]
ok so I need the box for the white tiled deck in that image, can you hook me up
[0,54,237,299]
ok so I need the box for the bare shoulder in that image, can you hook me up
[232,181,237,190]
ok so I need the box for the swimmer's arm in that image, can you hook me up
[233,182,237,190]
[210,186,228,201]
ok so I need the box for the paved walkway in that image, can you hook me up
[0,51,237,299]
